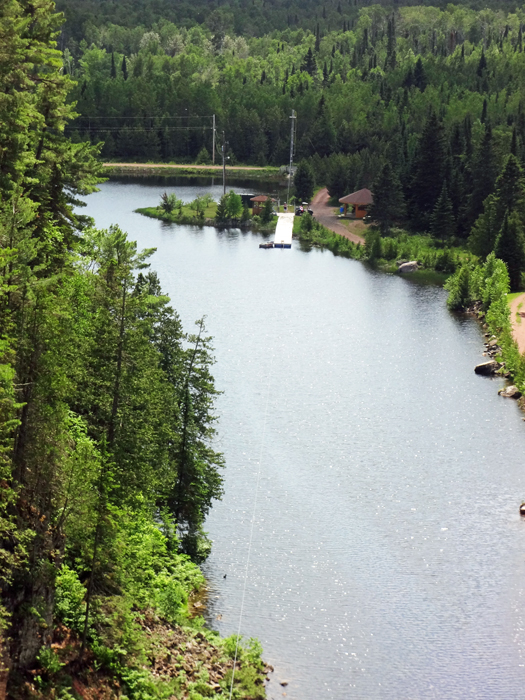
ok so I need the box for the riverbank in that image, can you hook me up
[104,162,282,181]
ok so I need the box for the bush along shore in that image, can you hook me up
[136,191,279,233]
[298,212,525,403]
[297,212,472,276]
[17,511,268,700]
[445,254,525,404]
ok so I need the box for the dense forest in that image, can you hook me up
[0,0,268,697]
[3,0,525,696]
[63,2,525,240]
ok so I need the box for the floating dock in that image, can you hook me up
[273,212,294,248]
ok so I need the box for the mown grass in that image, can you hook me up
[136,203,218,222]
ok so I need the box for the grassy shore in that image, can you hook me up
[136,205,278,232]
[105,162,282,180]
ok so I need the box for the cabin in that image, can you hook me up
[250,195,275,215]
[339,188,373,219]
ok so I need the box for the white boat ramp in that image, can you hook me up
[273,212,294,248]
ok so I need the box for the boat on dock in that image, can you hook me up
[259,241,274,249]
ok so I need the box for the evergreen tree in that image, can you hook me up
[409,112,448,231]
[469,155,525,257]
[494,211,525,290]
[301,47,317,76]
[468,123,497,228]
[477,48,487,76]
[121,54,128,80]
[413,57,427,91]
[430,182,455,243]
[110,51,116,78]
[294,161,315,202]
[369,162,405,234]
[260,196,274,223]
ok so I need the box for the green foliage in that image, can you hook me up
[190,195,211,219]
[36,647,64,675]
[159,192,182,214]
[294,161,314,202]
[365,228,381,262]
[215,195,228,222]
[260,197,274,224]
[430,182,456,243]
[494,211,525,291]
[225,190,243,219]
[195,146,211,165]
[369,162,405,235]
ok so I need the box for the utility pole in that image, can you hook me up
[287,109,296,204]
[222,131,227,194]
[212,114,216,165]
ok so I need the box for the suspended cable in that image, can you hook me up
[228,362,273,700]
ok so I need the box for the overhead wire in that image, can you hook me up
[228,358,274,700]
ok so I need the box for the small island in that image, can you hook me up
[136,190,280,231]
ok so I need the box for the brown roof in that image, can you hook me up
[250,195,275,202]
[339,188,373,205]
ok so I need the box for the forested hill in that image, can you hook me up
[0,1,269,697]
[57,0,521,40]
[62,1,525,241]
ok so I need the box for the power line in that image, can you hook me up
[77,115,215,120]
[64,126,214,132]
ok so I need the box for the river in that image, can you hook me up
[82,178,525,700]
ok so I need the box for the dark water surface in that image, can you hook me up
[82,179,525,700]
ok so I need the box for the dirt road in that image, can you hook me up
[310,188,366,244]
[510,292,525,354]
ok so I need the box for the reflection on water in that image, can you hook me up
[82,179,525,700]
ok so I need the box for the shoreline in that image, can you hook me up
[135,206,278,233]
[104,162,282,181]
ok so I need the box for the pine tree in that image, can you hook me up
[430,182,456,243]
[294,161,315,202]
[477,48,487,76]
[369,162,405,234]
[481,98,488,123]
[468,123,497,228]
[494,211,525,290]
[469,155,525,258]
[409,112,448,231]
[110,51,116,78]
[413,57,427,91]
[301,47,317,76]
[121,55,128,80]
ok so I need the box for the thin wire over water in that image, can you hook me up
[229,356,274,698]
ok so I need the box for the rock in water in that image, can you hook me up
[498,385,522,399]
[397,261,418,273]
[474,360,500,375]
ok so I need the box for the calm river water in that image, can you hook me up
[82,178,525,700]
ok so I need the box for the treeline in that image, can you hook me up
[56,0,522,42]
[0,1,240,696]
[65,4,525,218]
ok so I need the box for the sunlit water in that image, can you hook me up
[82,178,525,700]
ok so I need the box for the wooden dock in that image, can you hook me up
[273,212,294,248]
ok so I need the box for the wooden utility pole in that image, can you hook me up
[287,109,297,203]
[222,131,228,194]
[212,114,216,165]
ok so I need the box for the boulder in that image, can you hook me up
[498,385,522,399]
[474,360,500,375]
[397,261,418,273]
